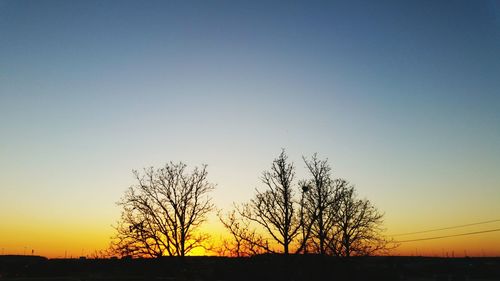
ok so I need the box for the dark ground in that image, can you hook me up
[0,254,499,281]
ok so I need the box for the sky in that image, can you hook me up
[0,0,499,258]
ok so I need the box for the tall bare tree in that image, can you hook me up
[298,155,392,257]
[240,150,301,255]
[111,162,215,257]
[300,154,345,255]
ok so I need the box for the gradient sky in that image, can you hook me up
[1,0,499,257]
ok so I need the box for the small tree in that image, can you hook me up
[330,185,389,257]
[111,162,215,257]
[217,209,270,257]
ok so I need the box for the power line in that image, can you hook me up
[396,228,500,243]
[390,219,500,237]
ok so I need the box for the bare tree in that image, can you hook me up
[111,162,215,257]
[329,185,390,257]
[217,209,271,257]
[296,180,316,254]
[216,151,392,258]
[300,154,344,255]
[240,150,301,255]
[300,155,391,257]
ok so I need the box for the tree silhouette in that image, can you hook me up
[239,150,301,255]
[217,209,270,257]
[329,185,390,257]
[111,162,214,257]
[299,154,344,255]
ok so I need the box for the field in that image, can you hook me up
[1,255,499,281]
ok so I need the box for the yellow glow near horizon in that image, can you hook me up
[2,226,500,258]
[2,202,500,258]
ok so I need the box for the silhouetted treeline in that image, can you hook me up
[111,150,394,258]
[1,255,500,281]
[218,150,393,257]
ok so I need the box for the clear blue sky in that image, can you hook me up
[0,0,499,256]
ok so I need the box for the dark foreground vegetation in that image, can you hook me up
[1,255,499,281]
